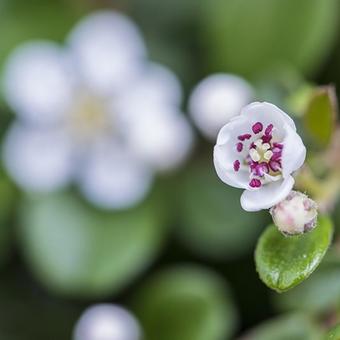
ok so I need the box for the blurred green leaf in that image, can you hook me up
[178,161,268,259]
[0,175,17,268]
[239,313,323,340]
[303,86,337,148]
[273,264,340,314]
[18,191,167,298]
[200,0,338,78]
[326,324,340,340]
[132,265,237,340]
[0,0,87,65]
[255,216,333,292]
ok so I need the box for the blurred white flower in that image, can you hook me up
[189,73,253,140]
[2,11,193,209]
[73,304,141,340]
[214,102,306,212]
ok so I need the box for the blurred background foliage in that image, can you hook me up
[0,0,340,339]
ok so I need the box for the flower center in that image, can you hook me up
[68,92,113,142]
[233,122,283,188]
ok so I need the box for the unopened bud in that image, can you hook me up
[270,191,318,236]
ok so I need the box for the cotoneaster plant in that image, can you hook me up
[213,101,334,292]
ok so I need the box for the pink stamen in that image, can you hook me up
[249,178,262,188]
[273,142,283,149]
[238,134,251,141]
[233,121,283,187]
[236,142,243,152]
[233,160,240,172]
[252,122,263,134]
[254,162,269,177]
[271,151,282,161]
[269,160,281,172]
[265,124,273,135]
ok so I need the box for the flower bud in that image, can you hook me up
[270,191,318,236]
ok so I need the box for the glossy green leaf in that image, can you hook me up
[200,0,338,78]
[274,264,340,314]
[326,324,340,340]
[303,86,337,147]
[239,313,323,340]
[132,265,237,340]
[18,191,166,298]
[178,161,268,259]
[255,216,333,292]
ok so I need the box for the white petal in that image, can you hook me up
[215,115,247,145]
[281,124,306,178]
[240,102,296,134]
[213,116,250,189]
[123,106,194,171]
[189,74,253,140]
[68,10,146,95]
[78,142,153,209]
[3,41,75,124]
[116,62,182,110]
[73,304,141,340]
[213,145,250,189]
[3,123,74,192]
[240,176,295,212]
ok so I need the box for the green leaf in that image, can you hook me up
[326,324,340,340]
[273,264,340,314]
[255,216,333,292]
[239,313,323,340]
[132,265,238,340]
[0,0,87,64]
[303,86,337,147]
[18,191,167,298]
[199,0,338,78]
[178,161,268,259]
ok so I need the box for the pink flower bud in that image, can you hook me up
[270,191,318,236]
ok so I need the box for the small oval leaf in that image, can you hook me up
[303,86,337,148]
[132,265,238,340]
[255,216,333,292]
[18,191,167,298]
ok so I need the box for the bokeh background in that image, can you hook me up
[0,0,340,339]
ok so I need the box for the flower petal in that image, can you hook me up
[78,142,153,209]
[3,41,75,124]
[123,106,194,171]
[213,145,250,189]
[116,63,182,109]
[213,116,251,189]
[281,124,306,178]
[240,176,295,211]
[74,304,141,340]
[240,102,296,133]
[3,124,74,192]
[189,74,253,140]
[67,10,146,95]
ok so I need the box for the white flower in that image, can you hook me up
[214,102,306,212]
[2,10,193,209]
[270,191,318,235]
[189,73,253,140]
[73,304,141,340]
